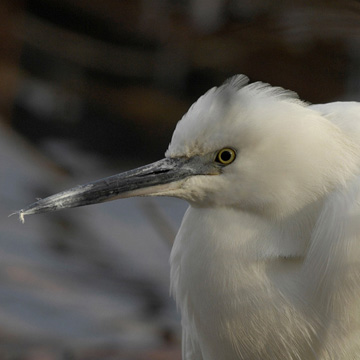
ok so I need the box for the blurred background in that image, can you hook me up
[2,0,360,359]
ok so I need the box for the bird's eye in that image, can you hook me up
[215,148,236,165]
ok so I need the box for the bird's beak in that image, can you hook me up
[17,156,215,222]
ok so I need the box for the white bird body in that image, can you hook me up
[19,76,360,359]
[167,81,360,359]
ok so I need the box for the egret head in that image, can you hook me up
[166,75,359,217]
[18,75,359,221]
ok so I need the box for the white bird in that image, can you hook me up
[17,75,360,359]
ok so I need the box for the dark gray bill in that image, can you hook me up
[16,156,214,222]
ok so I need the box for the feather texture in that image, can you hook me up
[169,78,360,359]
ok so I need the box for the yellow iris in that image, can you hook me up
[215,148,236,165]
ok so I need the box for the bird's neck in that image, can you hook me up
[170,203,321,311]
[170,205,322,360]
[174,204,320,262]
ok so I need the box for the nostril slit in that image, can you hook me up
[138,168,171,177]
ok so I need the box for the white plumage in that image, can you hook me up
[168,76,360,359]
[19,75,360,359]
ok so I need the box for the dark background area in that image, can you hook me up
[2,0,360,359]
[7,0,360,165]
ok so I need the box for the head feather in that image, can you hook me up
[166,74,306,157]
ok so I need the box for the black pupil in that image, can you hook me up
[220,150,231,162]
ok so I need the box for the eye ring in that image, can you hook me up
[215,148,236,165]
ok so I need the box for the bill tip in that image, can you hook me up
[9,210,25,224]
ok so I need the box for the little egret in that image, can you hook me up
[17,75,360,359]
